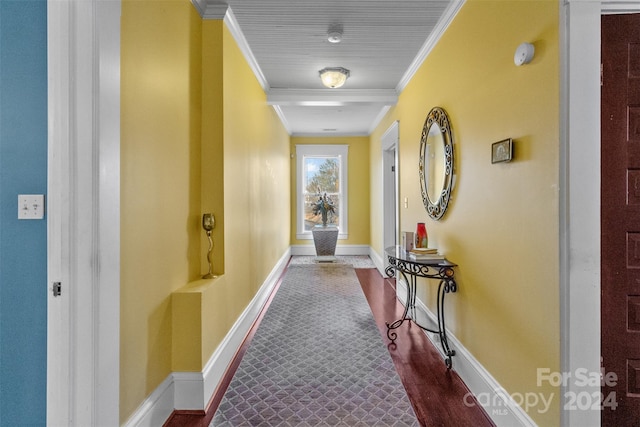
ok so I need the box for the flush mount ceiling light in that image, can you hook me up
[319,67,350,88]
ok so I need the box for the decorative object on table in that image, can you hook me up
[415,222,428,248]
[312,192,336,226]
[402,231,415,251]
[491,138,513,163]
[202,213,217,279]
[419,106,454,221]
[408,247,445,261]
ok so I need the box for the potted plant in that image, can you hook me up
[311,192,338,261]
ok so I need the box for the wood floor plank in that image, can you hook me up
[355,267,495,427]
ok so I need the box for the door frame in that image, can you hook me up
[561,2,640,426]
[47,0,121,424]
[382,121,400,272]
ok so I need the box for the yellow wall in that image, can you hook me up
[371,1,560,424]
[290,136,370,246]
[121,0,290,422]
[201,19,225,275]
[222,24,291,299]
[121,0,202,419]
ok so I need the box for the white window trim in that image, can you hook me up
[296,144,348,240]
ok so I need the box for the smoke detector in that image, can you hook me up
[327,24,343,43]
[327,31,342,43]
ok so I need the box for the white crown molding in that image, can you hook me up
[224,8,270,91]
[190,0,228,19]
[292,131,369,137]
[271,105,292,134]
[397,0,466,92]
[267,88,398,106]
[368,105,393,135]
[189,2,269,91]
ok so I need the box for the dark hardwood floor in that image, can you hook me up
[166,264,495,427]
[355,268,494,427]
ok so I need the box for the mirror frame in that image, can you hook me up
[419,107,454,220]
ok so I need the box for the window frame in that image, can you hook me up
[295,144,348,240]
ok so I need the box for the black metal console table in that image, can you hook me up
[385,246,457,368]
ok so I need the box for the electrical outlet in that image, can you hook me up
[18,194,45,219]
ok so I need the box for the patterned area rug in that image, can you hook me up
[211,264,418,426]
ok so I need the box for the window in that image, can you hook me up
[296,145,348,239]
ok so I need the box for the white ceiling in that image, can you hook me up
[195,0,462,136]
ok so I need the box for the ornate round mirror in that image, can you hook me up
[419,107,454,220]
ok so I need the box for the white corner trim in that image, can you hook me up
[397,0,466,92]
[172,372,207,410]
[395,279,536,427]
[123,249,291,426]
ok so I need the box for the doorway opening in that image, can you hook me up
[382,121,399,273]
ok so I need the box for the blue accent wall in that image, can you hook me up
[0,1,48,425]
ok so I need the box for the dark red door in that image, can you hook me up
[601,13,640,427]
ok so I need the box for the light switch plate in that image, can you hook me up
[18,194,45,219]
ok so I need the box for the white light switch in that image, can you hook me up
[18,194,45,220]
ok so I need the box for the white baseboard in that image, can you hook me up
[395,279,537,427]
[122,375,175,427]
[123,248,291,427]
[290,244,370,256]
[369,247,386,276]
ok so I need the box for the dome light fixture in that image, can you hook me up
[319,67,350,89]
